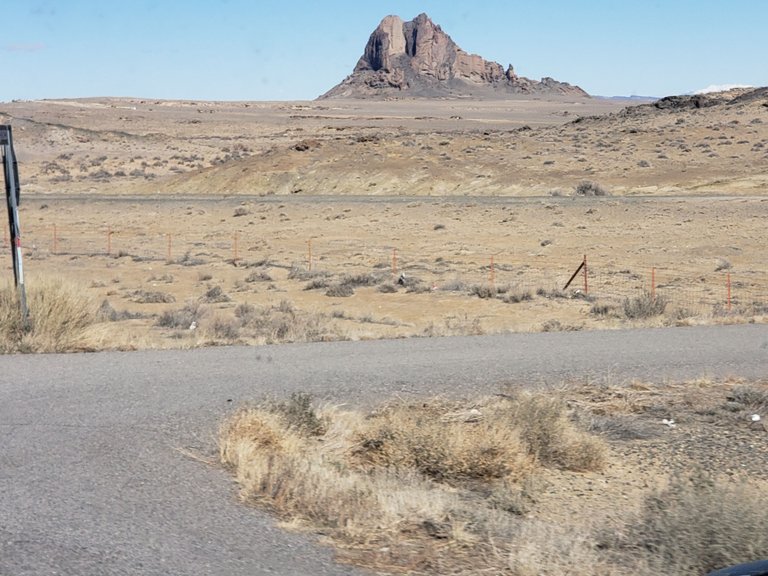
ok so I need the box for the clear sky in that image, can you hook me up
[2,0,766,102]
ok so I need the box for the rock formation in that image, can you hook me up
[321,13,588,99]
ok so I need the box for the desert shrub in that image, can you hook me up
[200,285,230,303]
[574,180,609,196]
[440,278,467,292]
[377,282,397,293]
[340,273,380,288]
[273,392,326,437]
[355,394,604,480]
[130,290,176,304]
[727,384,768,411]
[303,278,330,291]
[210,317,241,341]
[469,283,496,299]
[537,287,567,299]
[287,264,329,281]
[422,314,485,337]
[220,392,608,575]
[325,284,354,297]
[174,251,206,266]
[502,289,533,304]
[622,292,667,319]
[622,469,768,574]
[96,299,144,322]
[234,300,337,344]
[156,301,206,329]
[245,271,272,283]
[590,303,614,316]
[352,400,530,483]
[508,393,605,471]
[541,319,583,332]
[0,280,99,353]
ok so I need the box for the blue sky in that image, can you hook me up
[2,1,766,101]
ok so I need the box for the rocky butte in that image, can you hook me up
[321,13,588,99]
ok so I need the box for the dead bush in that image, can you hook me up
[574,180,609,196]
[220,392,607,575]
[130,290,176,304]
[620,469,768,574]
[622,292,667,319]
[155,301,206,329]
[325,284,354,297]
[0,280,100,353]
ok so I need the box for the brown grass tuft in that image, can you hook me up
[0,279,101,353]
[220,392,607,574]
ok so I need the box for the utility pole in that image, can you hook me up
[1,125,28,324]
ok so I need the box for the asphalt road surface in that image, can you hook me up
[2,324,767,575]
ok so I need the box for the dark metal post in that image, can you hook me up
[1,125,28,323]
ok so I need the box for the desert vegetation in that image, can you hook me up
[0,279,101,353]
[221,380,768,575]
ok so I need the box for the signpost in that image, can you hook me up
[1,124,28,324]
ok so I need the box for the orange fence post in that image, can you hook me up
[583,254,588,294]
[307,239,312,271]
[233,232,239,262]
[107,227,113,255]
[166,233,172,261]
[727,272,732,312]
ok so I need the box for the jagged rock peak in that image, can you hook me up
[321,13,588,99]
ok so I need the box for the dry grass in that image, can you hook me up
[0,279,103,353]
[220,382,768,575]
[220,392,607,574]
[615,469,768,574]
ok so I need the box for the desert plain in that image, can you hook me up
[1,91,768,349]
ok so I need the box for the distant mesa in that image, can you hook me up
[320,13,588,99]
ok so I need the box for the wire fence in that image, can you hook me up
[4,224,767,316]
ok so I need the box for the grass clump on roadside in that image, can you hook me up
[0,280,100,353]
[614,469,768,574]
[220,391,606,574]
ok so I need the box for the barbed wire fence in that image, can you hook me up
[3,224,767,316]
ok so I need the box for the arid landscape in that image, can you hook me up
[1,88,768,351]
[2,6,767,576]
[2,88,767,575]
[2,17,768,576]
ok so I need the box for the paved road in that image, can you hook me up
[1,324,767,575]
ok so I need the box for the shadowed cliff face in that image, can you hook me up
[322,13,588,99]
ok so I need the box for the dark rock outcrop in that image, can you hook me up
[320,13,588,99]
